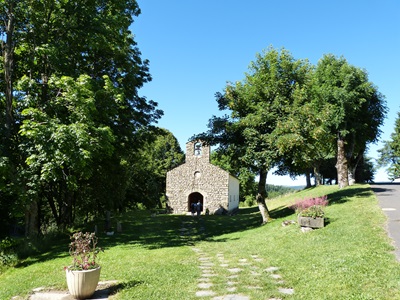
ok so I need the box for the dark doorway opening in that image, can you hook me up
[188,192,203,212]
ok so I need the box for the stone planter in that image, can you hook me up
[66,266,101,299]
[298,216,324,228]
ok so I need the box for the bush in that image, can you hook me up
[289,195,328,218]
[243,195,256,207]
[0,237,19,268]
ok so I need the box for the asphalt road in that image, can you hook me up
[370,182,400,261]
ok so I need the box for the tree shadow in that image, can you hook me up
[108,280,144,297]
[13,185,374,268]
[97,207,262,250]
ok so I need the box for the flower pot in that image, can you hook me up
[298,216,324,228]
[66,266,101,299]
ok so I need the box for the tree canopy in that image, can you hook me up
[0,0,165,235]
[378,111,400,180]
[195,47,386,223]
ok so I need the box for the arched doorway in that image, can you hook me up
[188,192,203,212]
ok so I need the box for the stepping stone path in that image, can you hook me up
[179,219,295,299]
[192,248,294,299]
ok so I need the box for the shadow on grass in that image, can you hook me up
[14,234,70,268]
[97,207,262,250]
[13,185,374,268]
[326,187,371,205]
[108,280,144,296]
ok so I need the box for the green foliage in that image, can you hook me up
[313,55,386,186]
[0,238,19,269]
[126,128,184,209]
[266,184,296,199]
[0,1,163,230]
[378,111,400,180]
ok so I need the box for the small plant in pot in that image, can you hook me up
[289,196,328,228]
[65,232,103,299]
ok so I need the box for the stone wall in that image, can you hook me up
[166,140,239,214]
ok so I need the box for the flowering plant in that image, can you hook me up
[66,232,103,271]
[289,195,328,218]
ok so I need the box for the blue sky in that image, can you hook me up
[133,0,400,185]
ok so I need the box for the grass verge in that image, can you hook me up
[1,184,399,299]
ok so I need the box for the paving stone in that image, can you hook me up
[279,288,295,295]
[238,258,247,262]
[196,290,216,297]
[271,274,282,279]
[246,286,262,290]
[198,282,214,289]
[198,277,211,282]
[265,266,279,272]
[220,263,229,267]
[227,268,242,273]
[199,257,211,261]
[226,287,237,292]
[202,273,217,277]
[29,292,71,300]
[227,281,237,286]
[199,265,212,269]
[212,295,250,300]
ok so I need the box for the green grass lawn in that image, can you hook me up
[1,184,400,299]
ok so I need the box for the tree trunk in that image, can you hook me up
[3,2,15,142]
[25,201,39,237]
[349,150,364,185]
[256,169,270,224]
[305,171,312,188]
[336,134,349,189]
[313,163,322,186]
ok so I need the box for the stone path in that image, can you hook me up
[24,281,116,300]
[180,218,295,299]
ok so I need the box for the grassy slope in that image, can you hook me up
[1,184,400,299]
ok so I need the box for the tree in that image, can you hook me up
[126,128,184,209]
[0,1,163,232]
[195,47,311,224]
[378,111,400,180]
[210,149,257,202]
[274,73,336,187]
[313,55,386,188]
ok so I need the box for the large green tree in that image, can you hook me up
[378,111,400,180]
[1,0,162,233]
[196,47,311,224]
[126,128,184,209]
[273,71,336,187]
[313,55,386,188]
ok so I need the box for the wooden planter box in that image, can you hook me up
[298,216,324,228]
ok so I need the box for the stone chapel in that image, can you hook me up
[166,140,240,214]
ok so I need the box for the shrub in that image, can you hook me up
[244,195,256,207]
[0,237,19,268]
[289,195,328,218]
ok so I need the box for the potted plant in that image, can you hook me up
[65,232,103,299]
[289,196,328,228]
